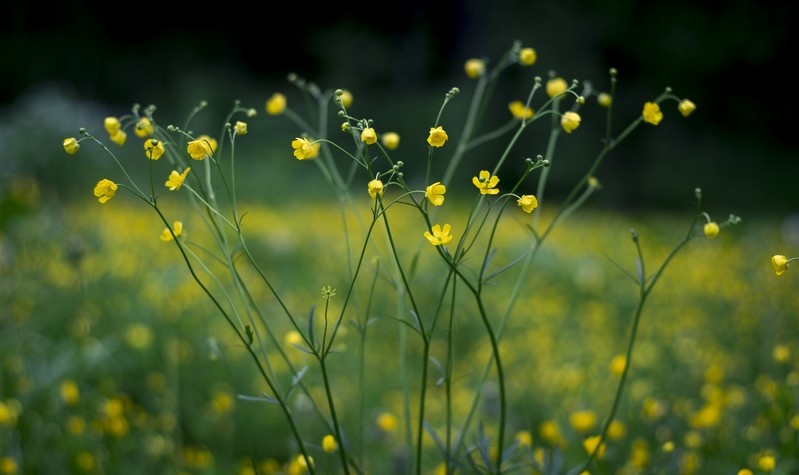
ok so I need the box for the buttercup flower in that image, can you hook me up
[517,194,538,213]
[561,112,581,133]
[464,58,485,78]
[424,224,453,246]
[361,127,377,145]
[519,47,537,66]
[679,99,696,117]
[187,136,217,160]
[110,130,127,146]
[340,90,353,108]
[93,179,117,204]
[376,411,398,432]
[367,179,383,199]
[234,121,247,135]
[583,435,606,458]
[597,92,612,108]
[472,170,499,195]
[425,182,446,206]
[757,454,775,472]
[772,255,789,276]
[642,102,663,125]
[63,137,80,155]
[266,93,286,115]
[134,117,154,137]
[104,117,121,135]
[547,77,568,98]
[427,126,448,147]
[144,139,164,160]
[570,410,597,433]
[166,168,191,191]
[322,435,337,453]
[515,430,533,448]
[704,222,719,238]
[160,221,183,242]
[509,101,534,120]
[381,132,400,150]
[292,137,317,160]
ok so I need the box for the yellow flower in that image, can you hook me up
[773,344,791,363]
[340,90,353,108]
[472,170,499,195]
[367,179,384,199]
[134,117,154,137]
[292,137,317,160]
[662,441,675,453]
[376,411,398,432]
[160,221,183,242]
[607,420,626,440]
[610,354,626,376]
[464,58,485,78]
[284,330,303,348]
[322,434,337,453]
[597,92,612,108]
[425,182,446,206]
[679,99,696,117]
[517,194,538,213]
[266,93,286,115]
[104,116,121,135]
[704,222,719,238]
[642,102,663,125]
[519,47,537,66]
[63,137,80,155]
[144,139,165,160]
[738,470,753,475]
[60,380,80,405]
[772,255,789,276]
[515,430,533,448]
[757,454,775,472]
[424,224,453,246]
[110,130,127,146]
[166,168,191,191]
[570,410,597,433]
[1,457,18,475]
[361,127,377,145]
[94,179,117,204]
[582,435,606,458]
[381,132,400,150]
[427,126,448,147]
[508,101,534,120]
[561,111,581,133]
[234,121,247,135]
[546,77,568,98]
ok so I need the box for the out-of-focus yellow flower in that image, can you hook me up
[60,380,80,405]
[757,454,775,472]
[561,112,581,133]
[464,58,485,78]
[160,221,183,242]
[519,47,537,66]
[134,117,154,137]
[773,344,791,363]
[376,411,398,432]
[569,410,597,433]
[125,323,153,349]
[472,170,499,195]
[340,90,353,108]
[582,435,605,458]
[704,222,719,238]
[381,132,400,150]
[166,168,191,191]
[642,398,667,422]
[738,469,753,475]
[427,126,448,147]
[517,194,538,213]
[0,400,20,426]
[689,403,721,429]
[292,138,317,160]
[144,139,164,160]
[515,430,533,448]
[211,390,234,414]
[361,127,377,145]
[772,255,789,276]
[94,179,117,204]
[679,99,696,117]
[322,434,337,453]
[547,77,568,98]
[63,137,80,155]
[104,117,121,135]
[368,179,384,199]
[642,102,663,125]
[110,130,127,146]
[509,101,534,120]
[539,419,564,446]
[234,121,247,135]
[630,438,650,468]
[662,441,675,453]
[704,364,724,384]
[607,420,626,440]
[66,415,86,435]
[683,430,703,449]
[266,93,286,115]
[597,93,612,108]
[425,182,446,206]
[424,224,453,246]
[0,456,18,475]
[284,331,303,348]
[288,455,313,475]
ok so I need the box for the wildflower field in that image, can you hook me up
[2,40,798,475]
